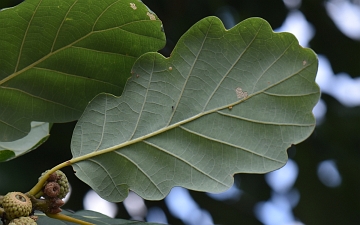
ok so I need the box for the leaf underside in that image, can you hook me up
[71,16,320,202]
[36,210,163,225]
[0,0,165,142]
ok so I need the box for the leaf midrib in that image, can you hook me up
[70,60,313,164]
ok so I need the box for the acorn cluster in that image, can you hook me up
[0,170,70,224]
[0,192,37,225]
[38,170,70,214]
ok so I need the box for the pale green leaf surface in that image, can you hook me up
[0,0,165,142]
[36,210,162,224]
[71,17,320,202]
[0,122,50,161]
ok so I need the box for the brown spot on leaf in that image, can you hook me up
[130,3,137,10]
[147,12,156,20]
[235,87,248,99]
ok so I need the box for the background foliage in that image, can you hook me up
[1,0,359,224]
[0,0,165,143]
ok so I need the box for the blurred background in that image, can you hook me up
[1,0,360,224]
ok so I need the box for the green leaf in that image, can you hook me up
[0,0,165,142]
[70,17,320,202]
[36,210,163,224]
[0,150,15,161]
[0,122,50,161]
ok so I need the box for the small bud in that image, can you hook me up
[44,182,60,198]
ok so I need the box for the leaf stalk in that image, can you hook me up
[46,213,94,225]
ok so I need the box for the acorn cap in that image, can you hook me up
[2,192,32,221]
[54,170,69,199]
[8,216,37,225]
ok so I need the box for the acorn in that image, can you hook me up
[39,170,69,199]
[2,192,32,221]
[8,216,37,225]
[55,170,69,199]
